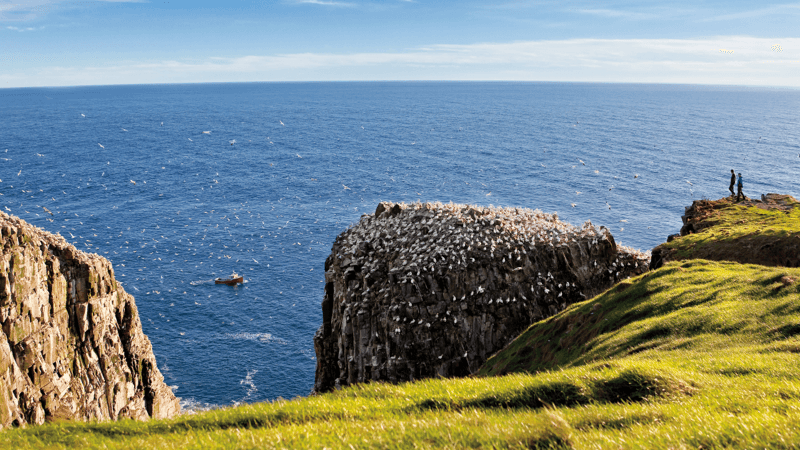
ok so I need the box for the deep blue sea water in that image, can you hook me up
[1,82,799,407]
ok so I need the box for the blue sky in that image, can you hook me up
[1,0,799,87]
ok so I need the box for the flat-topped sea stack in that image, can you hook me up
[0,212,179,428]
[313,201,650,392]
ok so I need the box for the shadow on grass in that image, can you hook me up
[415,369,696,413]
[25,409,350,439]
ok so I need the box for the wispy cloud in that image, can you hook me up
[578,9,657,20]
[0,0,145,21]
[703,3,800,21]
[3,36,800,88]
[291,0,357,6]
[6,25,44,31]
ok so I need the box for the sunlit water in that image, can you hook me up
[1,82,798,407]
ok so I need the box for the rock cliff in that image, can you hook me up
[650,194,800,270]
[0,212,179,428]
[313,202,649,393]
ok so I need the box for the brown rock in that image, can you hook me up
[0,211,179,429]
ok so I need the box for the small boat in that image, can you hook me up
[215,273,243,285]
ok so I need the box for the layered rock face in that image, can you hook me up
[313,202,649,393]
[0,212,179,428]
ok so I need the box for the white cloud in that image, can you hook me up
[6,24,44,31]
[704,3,800,21]
[2,36,800,87]
[291,0,357,6]
[578,9,657,20]
[0,0,144,21]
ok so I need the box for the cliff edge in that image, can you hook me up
[0,212,179,428]
[651,193,800,269]
[313,202,649,393]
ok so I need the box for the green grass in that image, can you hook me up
[4,196,800,448]
[656,197,800,265]
[5,259,800,448]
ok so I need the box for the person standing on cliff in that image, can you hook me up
[729,169,736,198]
[736,173,745,202]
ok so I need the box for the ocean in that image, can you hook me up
[1,82,798,407]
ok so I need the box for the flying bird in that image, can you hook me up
[130,180,136,185]
[280,120,285,126]
[98,143,104,149]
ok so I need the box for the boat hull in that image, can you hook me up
[215,277,243,285]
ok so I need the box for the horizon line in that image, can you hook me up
[3,79,800,91]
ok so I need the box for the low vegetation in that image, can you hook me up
[655,195,800,266]
[4,201,800,448]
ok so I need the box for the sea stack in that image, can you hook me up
[0,212,179,428]
[313,201,650,393]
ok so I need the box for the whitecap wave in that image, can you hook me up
[224,332,288,344]
[239,369,259,401]
[178,397,218,415]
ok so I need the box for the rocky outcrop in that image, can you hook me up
[0,212,179,429]
[650,194,800,270]
[313,202,649,393]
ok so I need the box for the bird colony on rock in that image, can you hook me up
[0,212,179,429]
[314,201,650,392]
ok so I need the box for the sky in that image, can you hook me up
[1,0,799,88]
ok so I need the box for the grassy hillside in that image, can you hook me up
[4,259,800,448]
